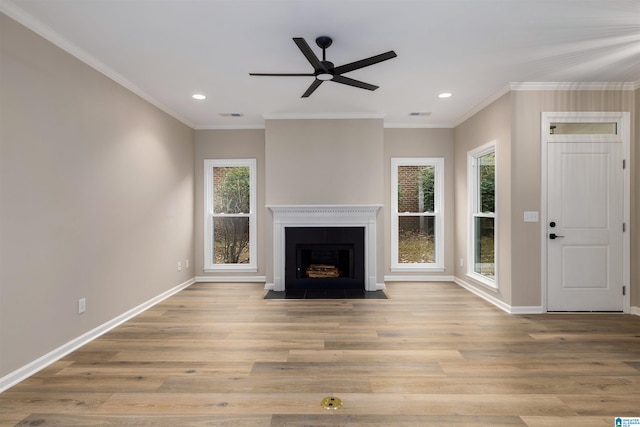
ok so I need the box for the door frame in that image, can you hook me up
[540,112,630,313]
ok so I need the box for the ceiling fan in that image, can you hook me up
[249,36,397,98]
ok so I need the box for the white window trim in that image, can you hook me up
[467,141,497,289]
[204,159,257,272]
[391,157,445,272]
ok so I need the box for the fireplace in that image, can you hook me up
[268,205,382,292]
[285,227,365,291]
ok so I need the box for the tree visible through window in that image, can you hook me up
[205,159,256,271]
[213,166,250,264]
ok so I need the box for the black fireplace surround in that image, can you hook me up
[284,227,365,291]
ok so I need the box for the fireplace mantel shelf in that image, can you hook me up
[267,204,382,215]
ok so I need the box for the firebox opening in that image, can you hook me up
[297,244,354,279]
[285,226,365,291]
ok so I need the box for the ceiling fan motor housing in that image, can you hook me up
[316,61,335,80]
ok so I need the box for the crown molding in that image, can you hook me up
[0,1,194,129]
[509,82,637,91]
[194,124,266,131]
[263,113,385,121]
[384,122,455,129]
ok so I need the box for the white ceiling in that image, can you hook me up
[2,0,639,129]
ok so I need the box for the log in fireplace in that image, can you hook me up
[285,227,365,291]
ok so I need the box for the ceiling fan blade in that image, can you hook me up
[302,79,323,98]
[249,73,315,76]
[293,37,325,71]
[332,75,378,91]
[333,50,397,75]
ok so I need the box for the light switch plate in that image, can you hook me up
[524,211,539,222]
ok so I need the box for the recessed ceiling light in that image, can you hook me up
[192,94,206,100]
[409,112,432,116]
[219,113,244,117]
[438,92,452,99]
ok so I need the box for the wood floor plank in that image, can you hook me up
[287,349,464,363]
[15,414,273,426]
[370,375,640,394]
[251,361,446,376]
[270,414,528,427]
[1,281,639,426]
[520,416,615,427]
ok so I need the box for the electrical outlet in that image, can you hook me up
[459,258,464,267]
[177,261,182,272]
[78,298,86,314]
[185,259,189,268]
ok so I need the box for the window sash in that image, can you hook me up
[468,143,496,287]
[391,157,444,271]
[204,159,257,272]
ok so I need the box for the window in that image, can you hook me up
[391,158,444,271]
[468,143,496,286]
[204,159,256,272]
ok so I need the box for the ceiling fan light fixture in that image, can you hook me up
[316,72,334,81]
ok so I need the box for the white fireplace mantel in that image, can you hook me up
[267,205,382,292]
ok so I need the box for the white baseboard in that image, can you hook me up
[0,277,196,393]
[195,275,267,283]
[384,275,455,282]
[453,277,544,314]
[630,306,640,316]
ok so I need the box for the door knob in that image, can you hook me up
[549,233,565,239]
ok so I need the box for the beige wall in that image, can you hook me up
[193,130,267,277]
[454,94,513,304]
[509,90,635,307]
[383,128,456,277]
[0,14,195,377]
[265,119,384,205]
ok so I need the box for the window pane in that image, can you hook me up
[398,216,435,263]
[213,166,250,214]
[474,217,494,277]
[397,165,435,213]
[550,122,617,135]
[213,217,250,264]
[478,153,495,213]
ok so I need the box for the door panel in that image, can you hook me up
[547,142,623,311]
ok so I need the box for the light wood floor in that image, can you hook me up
[2,282,639,426]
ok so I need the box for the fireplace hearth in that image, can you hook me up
[285,227,365,291]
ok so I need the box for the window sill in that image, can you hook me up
[204,266,258,273]
[391,266,445,273]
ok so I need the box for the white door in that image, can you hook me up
[547,141,624,311]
